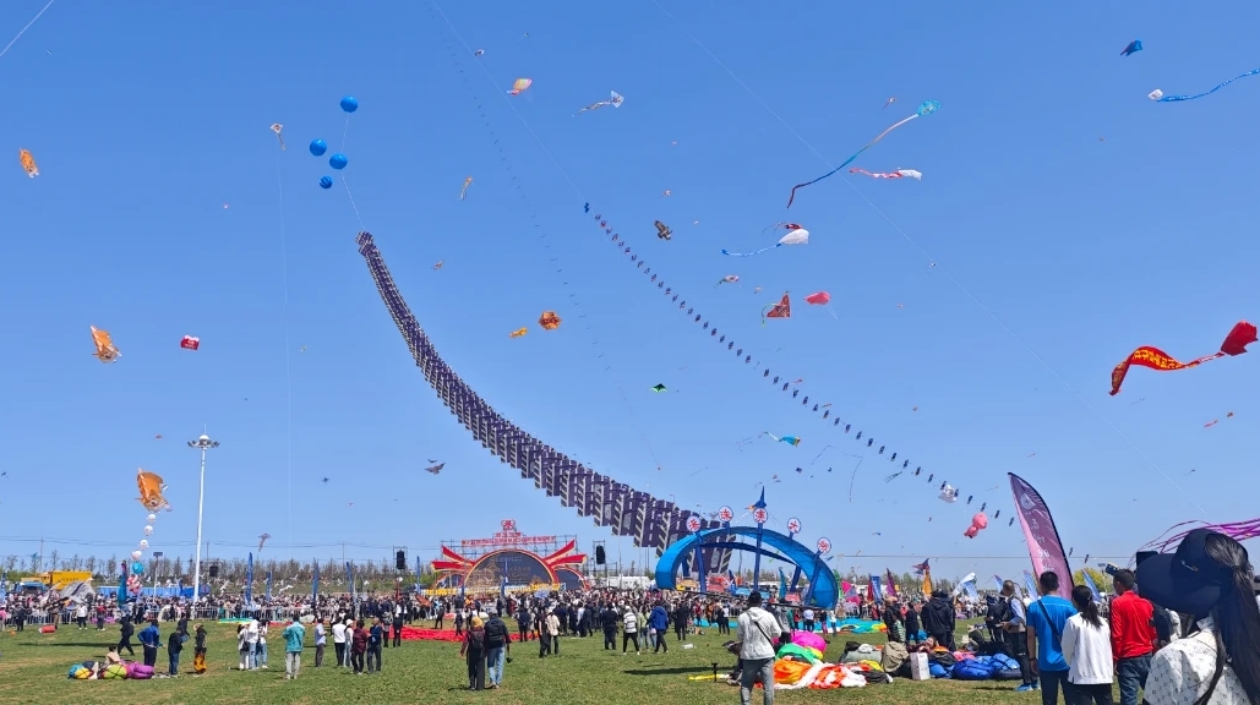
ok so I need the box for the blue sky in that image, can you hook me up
[1,0,1257,582]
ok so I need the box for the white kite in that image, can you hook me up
[577,91,624,114]
[849,168,922,180]
[939,484,958,503]
[721,223,809,257]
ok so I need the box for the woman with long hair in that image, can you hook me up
[1138,529,1260,705]
[1062,585,1115,705]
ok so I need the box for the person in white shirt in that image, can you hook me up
[314,619,327,667]
[1063,585,1115,705]
[802,608,816,633]
[737,591,783,705]
[332,619,347,668]
[622,609,640,655]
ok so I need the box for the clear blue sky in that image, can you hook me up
[1,0,1257,582]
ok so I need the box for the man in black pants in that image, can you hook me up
[673,602,689,642]
[998,580,1036,692]
[117,616,136,656]
[601,604,619,650]
[392,610,404,648]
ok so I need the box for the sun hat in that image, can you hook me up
[1136,528,1240,616]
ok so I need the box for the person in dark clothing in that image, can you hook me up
[905,600,922,644]
[922,591,957,650]
[351,620,368,674]
[193,624,208,675]
[118,617,136,656]
[167,629,183,676]
[367,618,385,673]
[600,606,619,650]
[673,603,689,642]
[392,611,404,647]
[460,616,487,690]
[516,607,532,642]
[139,621,162,668]
[484,613,510,689]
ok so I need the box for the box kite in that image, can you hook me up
[538,311,561,330]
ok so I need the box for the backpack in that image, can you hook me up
[485,620,507,648]
[466,627,486,656]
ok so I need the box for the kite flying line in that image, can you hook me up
[650,0,1205,513]
[0,0,56,62]
[428,1,666,476]
[273,142,295,557]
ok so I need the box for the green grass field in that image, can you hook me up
[0,622,1030,704]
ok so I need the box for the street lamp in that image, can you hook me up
[187,433,219,606]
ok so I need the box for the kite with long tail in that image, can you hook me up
[1149,67,1260,102]
[786,100,939,208]
[1109,320,1256,395]
[849,168,922,180]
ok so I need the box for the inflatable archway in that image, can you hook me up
[655,526,838,608]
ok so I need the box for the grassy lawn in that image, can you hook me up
[0,622,1028,704]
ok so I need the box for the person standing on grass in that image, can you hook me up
[332,617,347,667]
[1027,571,1078,705]
[460,615,487,690]
[484,611,510,689]
[622,607,641,655]
[368,617,385,673]
[601,603,618,650]
[1062,585,1115,705]
[193,624,207,675]
[344,618,356,668]
[1110,570,1156,705]
[167,627,183,677]
[283,619,305,680]
[737,591,783,705]
[314,619,326,667]
[650,601,670,654]
[139,620,161,668]
[118,616,136,656]
[392,608,404,648]
[999,580,1037,692]
[351,619,368,674]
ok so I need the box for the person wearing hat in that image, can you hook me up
[460,615,487,690]
[1138,529,1260,705]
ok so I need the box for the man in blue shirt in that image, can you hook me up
[1025,571,1078,705]
[138,620,161,668]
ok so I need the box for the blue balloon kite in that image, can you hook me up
[310,139,328,157]
[340,96,359,113]
[329,153,348,170]
[319,176,334,189]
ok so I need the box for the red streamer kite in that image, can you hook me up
[1110,321,1257,396]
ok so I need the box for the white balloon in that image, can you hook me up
[147,513,157,522]
[131,550,143,560]
[139,540,149,549]
[144,525,154,535]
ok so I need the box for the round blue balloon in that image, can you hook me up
[309,139,328,157]
[131,561,144,575]
[329,153,348,170]
[340,96,359,113]
[319,176,334,189]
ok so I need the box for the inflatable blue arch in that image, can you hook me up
[655,525,839,608]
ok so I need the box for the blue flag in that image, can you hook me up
[117,562,127,607]
[1082,570,1102,601]
[313,563,320,603]
[345,562,355,602]
[778,568,789,601]
[245,553,254,606]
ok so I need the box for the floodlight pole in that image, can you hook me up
[187,433,220,607]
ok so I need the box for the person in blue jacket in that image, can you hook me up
[649,602,670,654]
[138,620,162,668]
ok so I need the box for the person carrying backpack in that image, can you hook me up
[484,612,510,689]
[460,616,487,690]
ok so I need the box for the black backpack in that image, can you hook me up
[485,620,507,648]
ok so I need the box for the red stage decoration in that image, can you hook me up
[430,519,587,592]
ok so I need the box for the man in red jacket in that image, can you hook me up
[1110,569,1156,705]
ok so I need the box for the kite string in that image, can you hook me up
[0,0,55,61]
[650,0,1206,515]
[428,1,664,474]
[274,150,294,558]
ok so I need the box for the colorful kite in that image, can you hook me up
[18,149,38,178]
[508,78,533,95]
[804,292,830,305]
[762,293,791,324]
[964,512,988,538]
[722,225,809,257]
[90,326,121,363]
[764,432,801,447]
[137,469,171,512]
[849,168,922,180]
[1109,321,1257,395]
[1140,516,1260,554]
[786,100,939,207]
[1149,67,1260,102]
[1121,40,1143,56]
[459,177,473,200]
[538,311,561,330]
[509,327,528,338]
[270,123,285,150]
[650,384,667,392]
[577,90,624,113]
[180,335,200,351]
[654,220,672,241]
[716,275,740,286]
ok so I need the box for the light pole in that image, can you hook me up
[187,433,219,606]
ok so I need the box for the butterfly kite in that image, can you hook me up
[849,168,922,180]
[577,90,624,113]
[1109,320,1256,395]
[90,326,121,363]
[786,100,939,207]
[137,469,171,512]
[723,224,809,257]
